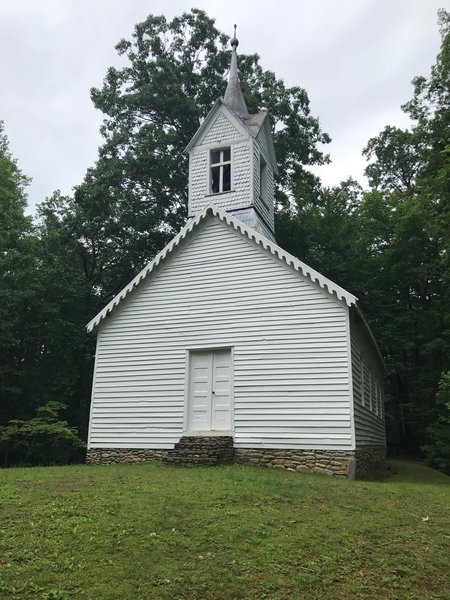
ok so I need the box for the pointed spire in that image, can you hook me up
[223,25,249,119]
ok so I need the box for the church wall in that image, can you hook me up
[350,312,386,448]
[88,217,354,452]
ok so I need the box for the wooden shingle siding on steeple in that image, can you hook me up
[253,129,275,231]
[189,113,252,216]
[200,112,241,145]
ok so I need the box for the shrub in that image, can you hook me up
[422,372,450,475]
[0,402,86,467]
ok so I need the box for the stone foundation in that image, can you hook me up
[86,448,168,465]
[86,444,386,479]
[234,448,354,478]
[355,446,386,479]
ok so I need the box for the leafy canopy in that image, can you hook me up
[71,9,330,298]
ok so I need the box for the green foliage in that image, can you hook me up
[0,401,86,467]
[0,121,31,245]
[0,122,39,426]
[67,8,329,299]
[422,372,450,474]
[357,10,450,449]
[0,144,96,435]
[277,178,362,291]
[352,188,447,447]
[0,461,448,599]
[363,126,425,192]
[33,193,98,436]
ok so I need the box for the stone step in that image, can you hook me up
[165,436,234,467]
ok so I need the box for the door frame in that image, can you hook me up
[183,345,234,435]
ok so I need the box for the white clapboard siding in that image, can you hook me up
[350,311,386,447]
[89,216,353,450]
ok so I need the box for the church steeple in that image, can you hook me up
[186,28,278,242]
[223,26,249,119]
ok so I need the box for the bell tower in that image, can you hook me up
[186,28,278,242]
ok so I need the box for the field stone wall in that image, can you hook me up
[354,446,386,479]
[86,448,168,465]
[234,448,354,478]
[86,444,386,480]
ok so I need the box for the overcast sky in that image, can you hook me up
[0,0,445,214]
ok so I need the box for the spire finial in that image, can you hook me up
[223,24,248,118]
[230,24,238,50]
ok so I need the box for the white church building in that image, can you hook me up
[86,36,386,478]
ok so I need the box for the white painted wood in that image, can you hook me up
[200,111,241,146]
[187,103,275,240]
[253,128,275,232]
[86,62,387,458]
[211,348,232,430]
[186,348,232,432]
[188,106,253,218]
[344,301,356,451]
[87,205,357,332]
[188,350,211,431]
[88,217,357,451]
[86,334,100,450]
[350,310,386,447]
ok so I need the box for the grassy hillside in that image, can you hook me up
[0,460,449,599]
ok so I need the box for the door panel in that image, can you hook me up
[211,350,232,430]
[188,349,232,431]
[188,351,212,430]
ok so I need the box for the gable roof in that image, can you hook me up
[185,99,277,174]
[86,204,357,333]
[186,100,243,152]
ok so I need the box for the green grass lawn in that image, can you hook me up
[0,459,449,600]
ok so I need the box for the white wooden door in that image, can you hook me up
[188,349,232,431]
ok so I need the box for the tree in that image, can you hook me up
[359,9,450,450]
[33,193,98,437]
[422,371,450,474]
[363,126,425,192]
[276,11,449,454]
[0,121,36,426]
[0,401,86,467]
[0,126,95,437]
[68,9,330,301]
[276,178,363,292]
